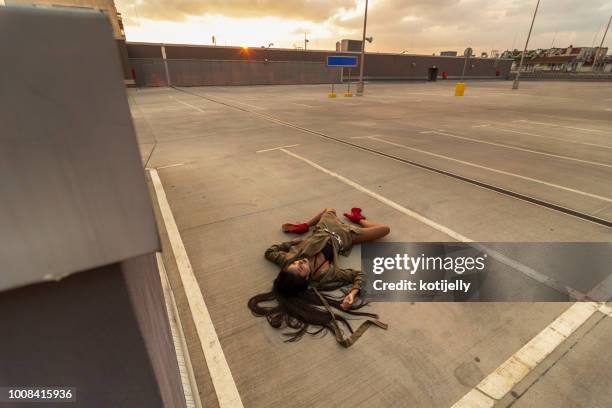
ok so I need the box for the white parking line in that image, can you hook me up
[481,126,612,150]
[370,137,612,203]
[419,130,612,168]
[452,302,600,407]
[157,163,186,170]
[279,148,471,242]
[256,144,300,153]
[149,169,244,408]
[513,119,608,134]
[171,97,206,113]
[600,304,612,317]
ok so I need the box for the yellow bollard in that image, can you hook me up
[454,82,465,96]
[328,93,337,98]
[344,92,353,97]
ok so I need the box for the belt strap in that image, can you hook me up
[313,287,388,348]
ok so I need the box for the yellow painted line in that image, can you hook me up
[149,169,244,408]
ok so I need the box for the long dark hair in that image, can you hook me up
[247,272,382,345]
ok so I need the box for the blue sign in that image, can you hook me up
[326,55,358,67]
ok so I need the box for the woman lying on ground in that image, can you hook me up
[247,207,390,347]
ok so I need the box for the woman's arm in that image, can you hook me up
[337,268,366,310]
[337,268,365,293]
[264,239,300,265]
[340,287,360,310]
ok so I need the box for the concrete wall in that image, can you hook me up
[130,58,341,87]
[127,43,513,87]
[0,261,165,408]
[509,71,612,81]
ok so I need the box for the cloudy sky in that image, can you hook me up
[116,0,612,55]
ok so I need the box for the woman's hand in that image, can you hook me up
[340,289,358,310]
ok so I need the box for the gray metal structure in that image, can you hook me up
[0,8,188,408]
[0,6,159,291]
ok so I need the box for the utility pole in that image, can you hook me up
[593,15,611,72]
[356,0,369,96]
[513,0,540,90]
[304,32,309,51]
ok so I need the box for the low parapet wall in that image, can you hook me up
[127,43,513,87]
[510,71,612,81]
[130,58,341,87]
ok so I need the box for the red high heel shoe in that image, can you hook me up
[343,207,365,224]
[282,223,309,234]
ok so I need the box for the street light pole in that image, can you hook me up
[512,0,540,90]
[356,0,369,96]
[593,15,611,72]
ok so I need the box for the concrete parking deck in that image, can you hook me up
[128,81,611,408]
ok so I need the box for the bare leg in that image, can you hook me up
[304,208,335,227]
[282,208,335,233]
[352,218,390,243]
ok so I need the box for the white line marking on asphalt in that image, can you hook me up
[278,148,586,298]
[171,97,207,113]
[256,144,300,153]
[279,148,471,242]
[472,124,491,128]
[350,135,380,139]
[451,389,495,408]
[370,137,612,203]
[422,130,612,168]
[484,126,612,150]
[156,163,186,170]
[586,274,612,302]
[513,119,607,134]
[452,302,600,406]
[599,304,612,317]
[149,169,244,408]
[292,103,315,108]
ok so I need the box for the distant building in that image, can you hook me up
[502,45,609,72]
[339,39,363,52]
[440,51,457,57]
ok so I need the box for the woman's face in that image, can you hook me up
[285,258,310,279]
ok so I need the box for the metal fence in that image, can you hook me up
[129,58,341,87]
